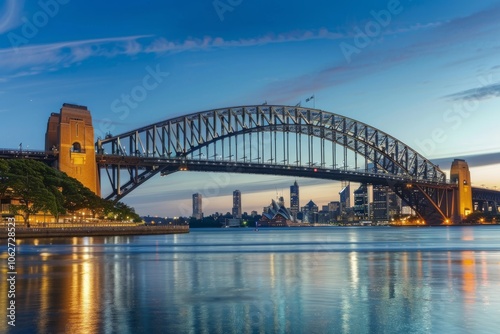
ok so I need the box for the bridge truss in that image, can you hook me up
[96,105,453,223]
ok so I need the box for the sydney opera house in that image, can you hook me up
[258,198,293,227]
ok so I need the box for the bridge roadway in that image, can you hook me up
[0,147,459,189]
[0,148,57,161]
[96,154,452,189]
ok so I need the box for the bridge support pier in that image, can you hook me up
[393,183,455,225]
[450,159,473,223]
[45,103,100,195]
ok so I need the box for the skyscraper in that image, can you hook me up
[373,185,389,221]
[290,181,300,219]
[232,190,242,218]
[354,184,369,219]
[192,193,203,219]
[301,200,319,223]
[339,183,350,214]
[372,185,401,221]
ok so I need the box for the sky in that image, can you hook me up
[1,0,499,217]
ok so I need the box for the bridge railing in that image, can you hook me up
[0,148,57,156]
[97,153,452,186]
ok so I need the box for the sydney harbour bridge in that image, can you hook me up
[1,103,499,225]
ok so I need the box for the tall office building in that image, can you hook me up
[354,184,369,219]
[339,183,351,214]
[328,201,341,220]
[290,181,300,219]
[192,193,203,219]
[373,185,401,221]
[232,190,242,218]
[301,200,319,223]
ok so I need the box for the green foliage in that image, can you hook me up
[0,158,141,224]
[464,211,500,224]
[103,201,141,222]
[0,159,12,197]
[5,159,57,226]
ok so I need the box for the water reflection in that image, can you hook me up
[2,227,500,333]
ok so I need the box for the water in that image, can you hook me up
[2,226,500,333]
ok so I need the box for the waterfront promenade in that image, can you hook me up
[6,224,189,238]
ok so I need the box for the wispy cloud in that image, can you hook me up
[0,0,24,34]
[0,30,346,80]
[143,22,440,55]
[0,35,152,72]
[432,151,500,168]
[0,23,436,80]
[145,29,346,54]
[445,82,500,102]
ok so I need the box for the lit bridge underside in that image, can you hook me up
[96,105,458,224]
[472,188,500,213]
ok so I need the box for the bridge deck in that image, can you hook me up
[96,154,453,188]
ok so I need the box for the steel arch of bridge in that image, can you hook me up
[96,105,450,222]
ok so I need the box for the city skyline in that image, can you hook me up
[1,1,499,216]
[184,181,403,222]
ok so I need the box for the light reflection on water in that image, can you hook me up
[1,227,500,333]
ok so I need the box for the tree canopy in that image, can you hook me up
[0,158,141,225]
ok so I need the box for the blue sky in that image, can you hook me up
[1,0,499,216]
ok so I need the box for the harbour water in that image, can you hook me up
[2,226,500,333]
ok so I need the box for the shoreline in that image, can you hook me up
[389,224,500,227]
[7,225,189,239]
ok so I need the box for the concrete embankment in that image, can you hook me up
[8,225,189,238]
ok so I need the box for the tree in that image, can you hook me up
[1,158,143,225]
[0,159,13,198]
[39,164,67,222]
[7,159,57,227]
